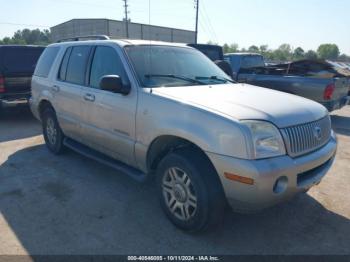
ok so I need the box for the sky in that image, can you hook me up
[0,0,349,55]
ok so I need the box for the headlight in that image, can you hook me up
[241,120,286,159]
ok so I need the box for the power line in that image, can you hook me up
[48,0,116,9]
[0,22,50,28]
[200,0,218,42]
[198,19,211,40]
[198,10,216,42]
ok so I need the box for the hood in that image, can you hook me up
[152,83,328,128]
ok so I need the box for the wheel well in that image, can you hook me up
[38,100,54,120]
[147,135,209,172]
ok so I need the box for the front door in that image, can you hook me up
[80,45,138,166]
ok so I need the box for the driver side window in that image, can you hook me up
[89,46,129,89]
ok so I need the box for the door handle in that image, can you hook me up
[84,93,95,102]
[52,85,60,92]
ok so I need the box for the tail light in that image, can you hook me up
[0,76,5,93]
[324,83,335,100]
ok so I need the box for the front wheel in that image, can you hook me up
[156,148,226,232]
[42,107,65,154]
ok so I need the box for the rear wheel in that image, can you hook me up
[156,148,226,232]
[42,107,65,154]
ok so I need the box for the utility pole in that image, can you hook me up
[194,0,199,44]
[123,0,129,38]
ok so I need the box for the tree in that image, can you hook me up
[272,44,292,61]
[338,54,350,62]
[0,29,52,45]
[207,40,218,45]
[222,43,239,54]
[229,43,239,53]
[248,45,259,53]
[259,45,268,56]
[317,44,340,60]
[293,47,305,60]
[304,50,318,60]
[222,43,230,53]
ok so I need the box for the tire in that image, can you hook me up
[156,148,226,232]
[42,107,65,154]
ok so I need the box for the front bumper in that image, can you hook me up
[207,132,337,212]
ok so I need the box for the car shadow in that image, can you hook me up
[331,115,350,136]
[0,106,41,143]
[0,144,349,255]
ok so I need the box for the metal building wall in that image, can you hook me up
[51,19,195,43]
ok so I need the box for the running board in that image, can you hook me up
[63,138,147,182]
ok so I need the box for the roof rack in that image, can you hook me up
[57,35,110,43]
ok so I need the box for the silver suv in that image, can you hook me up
[30,38,337,232]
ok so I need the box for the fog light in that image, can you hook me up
[273,176,288,194]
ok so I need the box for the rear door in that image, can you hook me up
[80,44,137,166]
[2,46,44,95]
[52,45,92,142]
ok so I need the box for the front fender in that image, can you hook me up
[135,92,249,171]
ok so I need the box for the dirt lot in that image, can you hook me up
[0,106,349,255]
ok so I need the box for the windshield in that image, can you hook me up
[241,55,265,69]
[125,45,230,87]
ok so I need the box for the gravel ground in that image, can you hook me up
[0,106,349,255]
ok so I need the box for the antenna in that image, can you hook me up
[122,0,130,38]
[194,0,199,44]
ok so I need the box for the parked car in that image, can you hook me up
[31,38,337,232]
[187,43,224,61]
[326,60,350,96]
[0,45,45,109]
[224,53,349,111]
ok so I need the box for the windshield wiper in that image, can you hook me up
[144,74,206,85]
[195,76,235,83]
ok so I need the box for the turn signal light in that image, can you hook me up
[224,172,254,185]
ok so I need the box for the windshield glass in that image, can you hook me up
[241,55,265,68]
[125,45,230,87]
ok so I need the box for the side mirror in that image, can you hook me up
[100,75,130,95]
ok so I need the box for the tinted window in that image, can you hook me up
[187,44,224,61]
[58,47,72,80]
[90,46,128,89]
[240,55,265,69]
[65,46,91,85]
[4,47,45,74]
[34,47,59,77]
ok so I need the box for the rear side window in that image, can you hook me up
[34,47,59,77]
[5,47,45,75]
[240,56,265,69]
[65,46,91,85]
[58,47,72,80]
[89,46,129,89]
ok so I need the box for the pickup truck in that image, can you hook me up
[187,43,233,77]
[31,39,336,232]
[224,53,349,111]
[0,45,45,109]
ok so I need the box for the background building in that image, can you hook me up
[51,19,196,43]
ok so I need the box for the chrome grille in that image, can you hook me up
[281,116,331,157]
